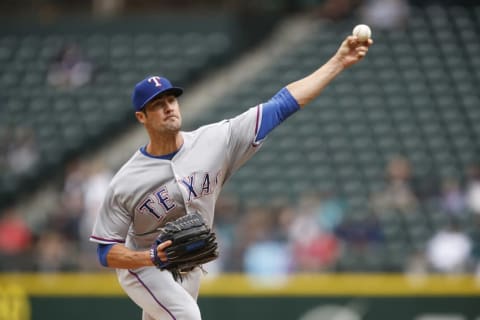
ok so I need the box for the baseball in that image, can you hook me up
[352,24,371,42]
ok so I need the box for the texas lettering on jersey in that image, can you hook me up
[136,170,222,219]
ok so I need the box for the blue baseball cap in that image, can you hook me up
[132,76,183,111]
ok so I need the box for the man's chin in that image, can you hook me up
[164,123,182,133]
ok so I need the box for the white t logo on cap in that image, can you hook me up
[148,76,162,87]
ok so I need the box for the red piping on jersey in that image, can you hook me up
[252,104,261,147]
[254,104,260,134]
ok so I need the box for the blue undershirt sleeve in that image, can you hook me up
[97,243,115,267]
[256,87,300,142]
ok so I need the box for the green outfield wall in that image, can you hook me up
[1,273,480,320]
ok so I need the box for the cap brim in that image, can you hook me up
[139,87,183,110]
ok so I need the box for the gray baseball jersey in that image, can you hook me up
[90,106,263,320]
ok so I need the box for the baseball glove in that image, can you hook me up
[150,211,218,281]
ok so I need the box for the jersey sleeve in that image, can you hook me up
[256,87,300,142]
[89,187,131,245]
[224,106,263,173]
[224,87,300,173]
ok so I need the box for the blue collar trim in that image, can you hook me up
[140,145,180,160]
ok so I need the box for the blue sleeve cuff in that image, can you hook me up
[97,243,115,267]
[256,87,300,142]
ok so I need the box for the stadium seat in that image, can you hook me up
[2,4,479,271]
[0,22,237,209]
[184,4,480,270]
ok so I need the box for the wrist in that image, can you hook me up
[147,249,155,266]
[150,244,159,266]
[330,55,347,71]
[149,243,165,268]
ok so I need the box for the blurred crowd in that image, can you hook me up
[1,0,479,278]
[47,43,94,90]
[1,154,479,276]
[0,158,112,272]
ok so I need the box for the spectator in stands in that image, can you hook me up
[54,158,112,270]
[6,126,38,175]
[47,43,93,89]
[358,0,410,30]
[439,176,467,218]
[335,213,384,261]
[315,192,346,232]
[0,208,32,270]
[466,163,480,219]
[405,249,428,276]
[287,192,340,271]
[242,205,292,277]
[78,159,113,269]
[79,160,113,242]
[243,239,291,277]
[34,230,77,272]
[292,230,339,272]
[370,155,419,215]
[28,159,109,271]
[426,219,472,273]
[209,193,241,273]
[61,159,87,223]
[314,0,360,20]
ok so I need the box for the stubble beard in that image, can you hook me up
[161,117,182,135]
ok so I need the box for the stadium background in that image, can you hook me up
[1,0,480,319]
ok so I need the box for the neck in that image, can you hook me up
[146,131,183,156]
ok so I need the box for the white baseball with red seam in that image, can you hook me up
[352,24,371,42]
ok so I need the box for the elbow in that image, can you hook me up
[285,84,307,108]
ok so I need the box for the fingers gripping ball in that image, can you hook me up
[352,24,372,42]
[150,212,219,281]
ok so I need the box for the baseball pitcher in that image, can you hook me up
[90,35,373,320]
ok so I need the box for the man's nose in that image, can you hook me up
[164,101,175,112]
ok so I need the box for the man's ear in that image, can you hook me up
[135,111,147,123]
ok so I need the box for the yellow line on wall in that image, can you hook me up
[200,273,480,296]
[0,272,125,296]
[0,273,479,297]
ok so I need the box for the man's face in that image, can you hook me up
[136,93,182,134]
